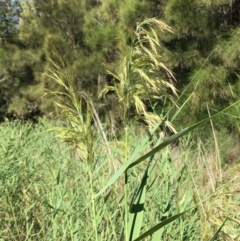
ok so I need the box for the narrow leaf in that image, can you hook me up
[94,133,150,199]
[133,211,187,241]
[127,100,240,169]
[128,167,149,241]
[94,101,240,199]
[209,219,228,241]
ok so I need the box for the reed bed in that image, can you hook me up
[0,119,240,240]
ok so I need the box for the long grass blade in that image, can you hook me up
[94,133,150,199]
[133,211,188,241]
[128,166,149,241]
[127,100,240,169]
[209,219,228,241]
[94,100,240,199]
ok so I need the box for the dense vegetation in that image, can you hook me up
[1,0,240,240]
[0,0,239,128]
[1,116,240,240]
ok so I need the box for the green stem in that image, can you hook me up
[124,126,129,241]
[89,166,99,241]
[124,173,129,241]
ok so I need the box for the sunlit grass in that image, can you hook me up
[0,119,240,240]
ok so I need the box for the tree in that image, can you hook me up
[1,0,88,117]
[159,0,240,128]
[0,0,25,120]
[17,0,117,116]
[0,0,21,40]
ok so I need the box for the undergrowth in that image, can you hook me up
[0,119,240,240]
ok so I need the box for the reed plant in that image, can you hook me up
[44,18,240,241]
[1,17,240,241]
[99,18,177,130]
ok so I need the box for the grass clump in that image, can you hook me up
[0,119,93,240]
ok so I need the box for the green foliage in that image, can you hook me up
[45,35,240,240]
[1,0,89,117]
[0,0,174,123]
[0,119,76,240]
[0,0,240,136]
[0,1,45,118]
[1,118,240,240]
[119,0,151,28]
[0,0,21,40]
[161,0,240,129]
[164,0,209,38]
[82,0,119,79]
[1,1,240,239]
